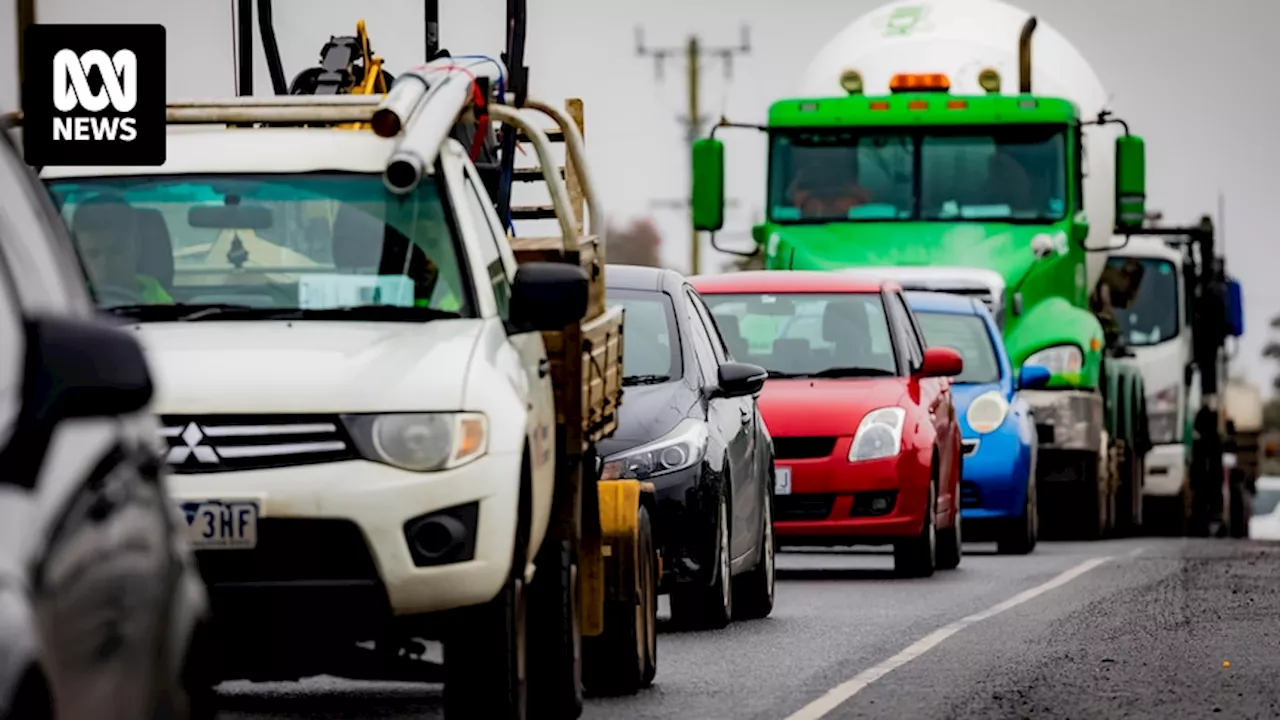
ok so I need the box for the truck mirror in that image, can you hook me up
[691,138,726,232]
[1114,135,1146,232]
[1225,278,1244,337]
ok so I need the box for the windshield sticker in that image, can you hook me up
[298,274,415,309]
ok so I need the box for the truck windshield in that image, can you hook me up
[768,124,1067,224]
[1098,256,1180,346]
[700,292,898,378]
[43,173,473,322]
[912,311,1001,384]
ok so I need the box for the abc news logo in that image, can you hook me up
[23,24,166,166]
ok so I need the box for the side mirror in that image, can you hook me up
[751,224,768,247]
[1225,278,1244,337]
[691,138,726,232]
[1069,220,1090,247]
[508,262,589,333]
[1018,364,1052,390]
[1114,135,1146,232]
[714,362,767,398]
[24,315,154,425]
[919,347,963,378]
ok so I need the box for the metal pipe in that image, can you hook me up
[489,105,577,245]
[237,0,254,95]
[425,0,440,59]
[523,98,603,237]
[166,105,378,124]
[168,96,382,107]
[257,0,288,94]
[383,73,475,194]
[1018,17,1037,93]
[372,57,507,138]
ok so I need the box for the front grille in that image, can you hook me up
[960,481,982,509]
[774,437,837,460]
[161,414,358,473]
[776,494,835,521]
[194,518,380,585]
[962,439,980,457]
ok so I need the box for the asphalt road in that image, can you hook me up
[213,538,1280,719]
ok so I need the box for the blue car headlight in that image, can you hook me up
[966,391,1010,434]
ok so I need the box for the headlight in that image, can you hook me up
[1147,384,1179,444]
[966,390,1009,434]
[602,418,708,480]
[1024,345,1083,376]
[849,407,906,462]
[342,412,488,471]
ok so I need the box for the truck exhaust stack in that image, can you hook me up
[1018,17,1037,93]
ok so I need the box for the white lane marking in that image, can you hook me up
[783,556,1113,720]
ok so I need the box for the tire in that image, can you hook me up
[527,538,583,719]
[1113,444,1144,537]
[444,574,527,720]
[998,478,1038,555]
[894,476,937,578]
[1076,454,1105,541]
[582,507,657,696]
[732,478,776,620]
[1143,484,1190,537]
[670,490,733,630]
[6,668,53,720]
[936,506,962,570]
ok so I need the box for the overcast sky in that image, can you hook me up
[3,0,1276,393]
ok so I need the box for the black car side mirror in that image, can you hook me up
[508,262,589,333]
[714,362,767,399]
[24,314,154,424]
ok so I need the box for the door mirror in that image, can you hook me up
[24,315,153,424]
[919,347,963,378]
[714,361,767,398]
[1225,278,1244,337]
[509,262,589,332]
[1114,135,1146,233]
[1069,220,1090,247]
[691,138,726,232]
[1018,364,1052,390]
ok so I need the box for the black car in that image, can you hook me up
[0,128,213,720]
[599,265,776,630]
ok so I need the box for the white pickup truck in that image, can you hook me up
[35,61,642,719]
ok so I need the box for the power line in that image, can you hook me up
[636,25,751,275]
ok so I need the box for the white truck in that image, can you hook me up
[28,55,656,718]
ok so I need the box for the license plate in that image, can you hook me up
[775,466,792,496]
[180,500,259,550]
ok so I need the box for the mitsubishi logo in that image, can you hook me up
[167,422,220,464]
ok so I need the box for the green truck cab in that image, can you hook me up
[691,3,1152,538]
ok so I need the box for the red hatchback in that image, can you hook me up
[692,271,965,577]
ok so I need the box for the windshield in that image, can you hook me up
[700,292,897,377]
[1254,486,1280,516]
[768,124,1067,224]
[608,288,681,385]
[43,173,473,321]
[914,311,1001,384]
[1098,256,1180,346]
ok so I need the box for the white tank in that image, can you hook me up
[798,0,1119,290]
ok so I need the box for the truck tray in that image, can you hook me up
[540,305,623,452]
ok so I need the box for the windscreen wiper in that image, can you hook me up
[807,366,896,378]
[274,305,464,321]
[623,374,671,386]
[102,303,264,321]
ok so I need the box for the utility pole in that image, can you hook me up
[636,26,750,275]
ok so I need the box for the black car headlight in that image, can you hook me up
[342,413,488,471]
[601,418,708,480]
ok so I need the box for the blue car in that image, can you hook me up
[905,291,1051,554]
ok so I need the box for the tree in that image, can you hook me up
[603,217,663,267]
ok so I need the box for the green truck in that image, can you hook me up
[691,0,1151,538]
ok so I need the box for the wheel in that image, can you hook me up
[1071,453,1104,541]
[1143,484,1190,537]
[998,477,1038,555]
[527,537,583,719]
[732,478,776,620]
[1113,443,1144,536]
[670,490,733,630]
[894,476,937,578]
[582,507,657,696]
[444,573,527,719]
[936,506,962,570]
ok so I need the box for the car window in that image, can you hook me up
[914,310,1001,384]
[606,287,681,384]
[701,291,897,377]
[679,293,719,382]
[0,252,22,452]
[461,172,512,320]
[686,288,732,363]
[44,173,474,319]
[886,292,923,370]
